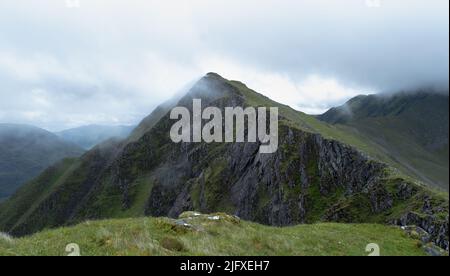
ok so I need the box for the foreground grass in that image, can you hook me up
[0,213,425,256]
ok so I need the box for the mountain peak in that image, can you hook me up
[205,72,224,79]
[1,77,448,252]
[180,73,244,106]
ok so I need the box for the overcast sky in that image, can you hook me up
[0,0,448,131]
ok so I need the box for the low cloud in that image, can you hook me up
[0,0,448,130]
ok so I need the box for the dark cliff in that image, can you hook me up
[1,73,448,250]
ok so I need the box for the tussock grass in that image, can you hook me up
[0,213,426,256]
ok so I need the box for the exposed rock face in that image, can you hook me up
[120,112,387,226]
[1,73,448,251]
[109,115,447,248]
[317,92,449,191]
[395,213,449,251]
[390,183,449,251]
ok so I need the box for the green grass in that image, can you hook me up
[230,79,449,192]
[317,92,449,191]
[0,124,85,199]
[0,158,79,230]
[0,73,447,249]
[0,213,426,256]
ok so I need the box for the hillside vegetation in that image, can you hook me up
[0,213,427,256]
[318,92,449,191]
[0,73,447,253]
[0,124,84,200]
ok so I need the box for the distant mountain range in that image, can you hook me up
[56,125,135,150]
[0,73,447,251]
[0,124,136,201]
[318,91,449,191]
[0,124,85,201]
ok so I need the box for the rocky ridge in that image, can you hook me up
[0,73,447,251]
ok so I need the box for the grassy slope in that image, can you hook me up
[317,92,449,191]
[0,124,85,199]
[229,80,410,160]
[341,118,448,190]
[229,79,448,195]
[0,74,447,244]
[0,158,80,231]
[0,213,425,256]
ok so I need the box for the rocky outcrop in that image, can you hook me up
[1,73,447,252]
[394,213,449,251]
[122,118,447,251]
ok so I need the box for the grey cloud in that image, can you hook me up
[194,0,449,92]
[0,0,448,130]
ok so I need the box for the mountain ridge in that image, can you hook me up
[0,73,448,251]
[0,124,85,200]
[318,91,449,190]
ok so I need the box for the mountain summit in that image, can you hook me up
[0,74,448,250]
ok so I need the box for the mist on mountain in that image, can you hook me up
[318,90,449,190]
[56,125,135,150]
[0,124,85,200]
